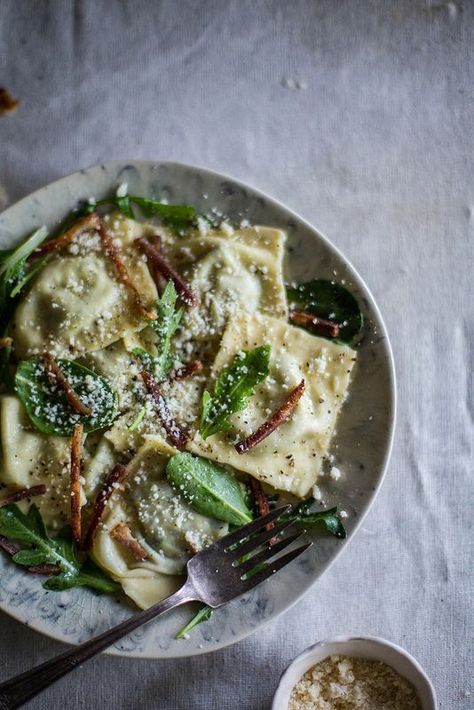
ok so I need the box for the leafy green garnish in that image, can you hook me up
[199,345,271,439]
[133,281,184,381]
[0,227,48,323]
[0,505,119,594]
[166,452,253,526]
[286,279,363,343]
[127,406,146,432]
[83,194,197,234]
[0,227,51,391]
[283,499,346,539]
[15,357,118,435]
[175,605,213,639]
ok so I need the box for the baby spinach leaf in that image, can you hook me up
[175,605,213,639]
[287,279,362,343]
[0,505,119,594]
[166,452,253,526]
[199,345,271,439]
[133,281,184,381]
[15,357,118,436]
[283,504,346,539]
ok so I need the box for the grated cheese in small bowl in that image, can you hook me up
[288,655,421,709]
[272,637,437,710]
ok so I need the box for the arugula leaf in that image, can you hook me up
[283,503,346,539]
[0,228,51,391]
[83,195,197,234]
[15,357,118,435]
[0,226,48,323]
[0,506,119,594]
[199,345,271,439]
[131,197,197,232]
[43,557,119,594]
[166,452,253,526]
[132,281,184,380]
[175,605,212,639]
[127,406,146,431]
[287,279,363,343]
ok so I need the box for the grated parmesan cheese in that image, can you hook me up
[288,655,421,710]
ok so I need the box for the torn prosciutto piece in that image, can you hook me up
[289,311,340,339]
[136,237,198,307]
[81,464,129,551]
[43,352,92,416]
[235,380,306,454]
[111,523,149,561]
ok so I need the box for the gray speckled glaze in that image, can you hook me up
[0,161,396,659]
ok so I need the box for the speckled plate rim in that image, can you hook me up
[0,161,396,658]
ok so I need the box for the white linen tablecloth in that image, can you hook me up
[0,1,472,707]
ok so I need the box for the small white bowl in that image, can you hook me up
[272,636,437,709]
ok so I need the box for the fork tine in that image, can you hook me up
[221,505,291,549]
[237,531,305,576]
[228,519,297,559]
[238,542,313,592]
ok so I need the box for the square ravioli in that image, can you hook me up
[189,312,357,497]
[12,213,158,359]
[166,227,288,349]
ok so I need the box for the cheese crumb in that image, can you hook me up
[289,655,421,710]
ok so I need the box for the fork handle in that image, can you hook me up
[0,582,195,709]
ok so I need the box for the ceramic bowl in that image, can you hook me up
[0,161,396,657]
[272,636,437,709]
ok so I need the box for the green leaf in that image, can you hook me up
[133,281,184,380]
[149,281,184,378]
[130,197,197,232]
[166,452,253,526]
[12,548,48,566]
[82,195,197,234]
[199,345,271,439]
[115,194,135,219]
[9,254,51,298]
[0,227,49,323]
[131,347,155,373]
[0,506,119,594]
[284,504,346,539]
[175,605,212,639]
[127,406,146,431]
[43,559,120,594]
[15,357,118,435]
[287,279,363,343]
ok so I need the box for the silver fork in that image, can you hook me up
[0,506,310,709]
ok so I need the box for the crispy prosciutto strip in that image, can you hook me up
[96,221,155,319]
[171,359,204,382]
[33,213,101,256]
[81,464,129,551]
[0,337,12,348]
[141,370,189,449]
[136,237,198,307]
[248,476,277,544]
[0,536,59,575]
[235,379,306,454]
[143,234,168,293]
[289,311,340,339]
[42,352,92,416]
[0,484,46,508]
[70,423,83,546]
[111,523,149,561]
